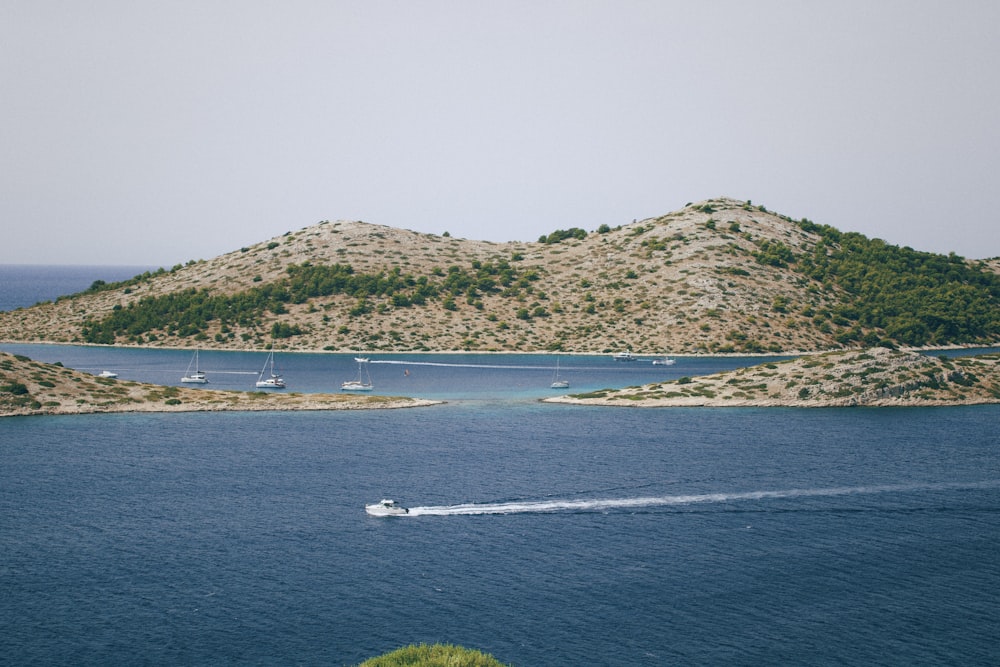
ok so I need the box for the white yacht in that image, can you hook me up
[97,370,118,378]
[365,499,409,516]
[550,358,569,389]
[342,357,374,391]
[652,355,676,366]
[612,350,636,362]
[255,349,286,389]
[181,350,208,383]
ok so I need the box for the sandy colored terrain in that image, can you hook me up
[545,347,1000,408]
[1,198,940,355]
[1,351,441,417]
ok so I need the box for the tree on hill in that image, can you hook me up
[793,222,1000,347]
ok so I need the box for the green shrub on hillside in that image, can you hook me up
[538,227,587,244]
[794,222,1000,346]
[79,260,532,344]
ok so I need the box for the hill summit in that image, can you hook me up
[2,198,998,353]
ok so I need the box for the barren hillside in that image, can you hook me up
[547,348,1000,407]
[2,198,997,353]
[0,352,438,417]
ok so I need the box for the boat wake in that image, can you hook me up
[372,359,550,370]
[404,481,1000,516]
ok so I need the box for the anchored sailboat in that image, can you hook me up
[181,350,208,383]
[341,357,374,391]
[255,349,286,389]
[550,358,569,389]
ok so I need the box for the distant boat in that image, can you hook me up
[612,350,637,362]
[550,358,569,389]
[365,499,409,516]
[181,350,208,383]
[342,357,374,391]
[255,349,286,389]
[97,370,118,378]
[652,355,676,366]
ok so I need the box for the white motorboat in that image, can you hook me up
[612,350,636,362]
[255,349,286,389]
[97,370,118,378]
[181,350,208,383]
[365,499,409,516]
[652,356,676,366]
[342,357,374,391]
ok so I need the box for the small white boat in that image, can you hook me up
[97,370,118,378]
[550,358,569,389]
[652,355,676,366]
[181,350,208,383]
[612,350,636,362]
[342,356,374,391]
[255,349,286,389]
[365,499,409,516]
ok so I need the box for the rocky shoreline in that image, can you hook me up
[545,347,1000,408]
[0,352,441,418]
[5,347,1000,417]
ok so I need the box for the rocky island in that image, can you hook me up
[2,198,997,356]
[2,197,998,413]
[0,352,440,417]
[547,347,1000,408]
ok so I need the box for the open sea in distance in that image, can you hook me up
[0,264,159,313]
[2,265,999,666]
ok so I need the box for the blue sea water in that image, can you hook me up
[2,269,1000,666]
[0,264,157,312]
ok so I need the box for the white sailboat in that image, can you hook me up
[550,358,569,389]
[255,349,286,389]
[341,356,374,391]
[181,349,208,383]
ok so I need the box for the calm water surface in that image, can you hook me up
[1,268,999,665]
[0,265,157,312]
[2,363,998,665]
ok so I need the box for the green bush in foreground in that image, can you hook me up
[358,643,507,667]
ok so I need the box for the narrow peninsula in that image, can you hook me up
[0,352,440,417]
[546,348,1000,408]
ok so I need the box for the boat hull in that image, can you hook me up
[341,382,373,391]
[365,500,408,516]
[255,379,286,389]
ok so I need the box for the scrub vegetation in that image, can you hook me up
[0,352,438,417]
[548,348,1000,408]
[2,198,997,354]
[357,643,507,667]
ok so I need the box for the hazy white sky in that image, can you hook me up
[3,1,998,266]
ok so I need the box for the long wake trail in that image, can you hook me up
[371,359,550,370]
[404,481,1000,516]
